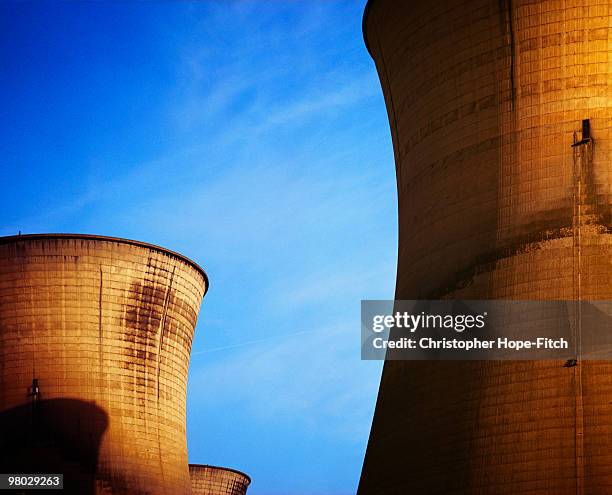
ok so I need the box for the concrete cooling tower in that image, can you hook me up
[189,464,251,495]
[360,0,611,494]
[0,234,208,494]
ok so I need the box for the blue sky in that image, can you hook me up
[1,2,396,493]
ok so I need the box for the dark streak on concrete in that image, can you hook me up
[577,140,610,232]
[157,266,175,400]
[507,0,516,106]
[497,0,516,107]
[99,267,103,377]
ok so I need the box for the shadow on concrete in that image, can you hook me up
[0,398,108,494]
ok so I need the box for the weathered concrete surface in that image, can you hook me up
[0,234,208,494]
[189,464,250,495]
[360,0,611,493]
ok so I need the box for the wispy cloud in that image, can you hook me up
[189,321,381,440]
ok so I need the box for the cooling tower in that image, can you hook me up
[189,464,251,495]
[0,234,208,494]
[360,1,611,494]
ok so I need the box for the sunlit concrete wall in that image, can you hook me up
[189,464,251,495]
[0,234,208,494]
[360,0,611,493]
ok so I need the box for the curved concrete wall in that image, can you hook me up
[189,464,250,495]
[360,0,611,493]
[0,234,208,494]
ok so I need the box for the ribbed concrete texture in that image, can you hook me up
[189,464,251,495]
[0,234,208,494]
[360,0,611,494]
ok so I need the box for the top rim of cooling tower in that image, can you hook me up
[0,233,209,294]
[188,463,251,485]
[362,0,377,58]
